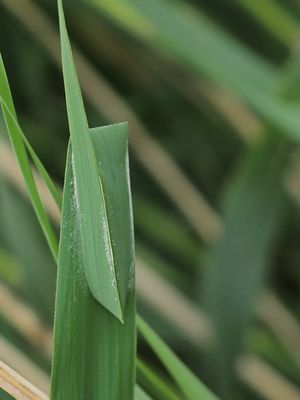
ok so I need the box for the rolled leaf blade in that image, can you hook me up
[90,123,134,309]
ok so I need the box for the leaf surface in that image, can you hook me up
[51,135,136,399]
[57,0,125,320]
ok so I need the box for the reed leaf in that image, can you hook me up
[0,57,58,261]
[57,0,127,320]
[137,359,182,400]
[0,55,61,210]
[51,137,136,399]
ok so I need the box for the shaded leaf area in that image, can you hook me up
[202,134,287,397]
[51,136,135,400]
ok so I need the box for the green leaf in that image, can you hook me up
[0,56,16,118]
[51,137,136,399]
[57,0,127,320]
[90,124,134,310]
[137,316,219,400]
[137,359,182,400]
[0,54,62,211]
[0,64,58,260]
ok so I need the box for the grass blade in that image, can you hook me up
[51,137,136,399]
[57,0,124,320]
[137,316,219,400]
[137,359,182,400]
[0,55,61,210]
[90,124,134,310]
[0,59,58,260]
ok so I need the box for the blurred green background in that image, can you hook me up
[1,0,300,399]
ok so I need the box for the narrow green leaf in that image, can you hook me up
[0,54,62,210]
[137,316,219,400]
[90,124,134,310]
[57,0,125,320]
[0,97,58,261]
[137,359,182,400]
[51,136,136,399]
[0,56,16,118]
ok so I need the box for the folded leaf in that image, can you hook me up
[90,123,134,310]
[51,136,136,399]
[57,0,124,320]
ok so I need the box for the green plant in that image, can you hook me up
[0,1,218,399]
[1,0,300,399]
